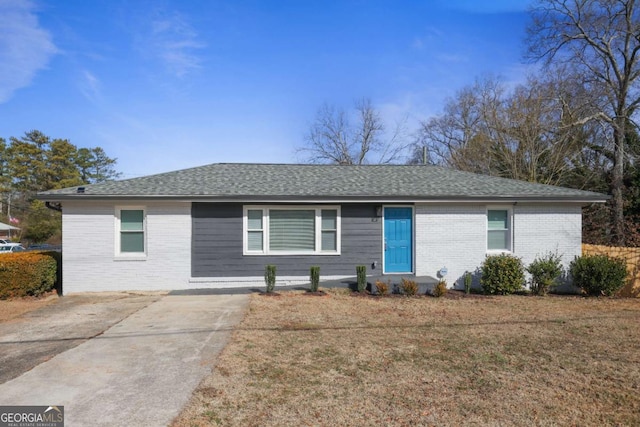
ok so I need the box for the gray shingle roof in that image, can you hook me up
[37,163,608,202]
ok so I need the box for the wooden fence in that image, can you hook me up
[582,244,640,297]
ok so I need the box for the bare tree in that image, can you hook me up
[414,74,586,186]
[527,0,640,245]
[412,77,501,174]
[496,72,594,185]
[298,99,409,165]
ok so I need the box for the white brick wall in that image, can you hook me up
[415,204,487,287]
[415,203,583,289]
[62,201,191,293]
[513,204,582,270]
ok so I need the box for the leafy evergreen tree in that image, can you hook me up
[1,130,120,243]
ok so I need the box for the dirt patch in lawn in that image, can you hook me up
[0,291,59,323]
[173,288,640,427]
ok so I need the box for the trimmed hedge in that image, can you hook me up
[39,250,62,294]
[264,265,276,293]
[356,265,367,293]
[527,252,564,296]
[570,254,628,296]
[310,266,320,292]
[0,252,57,299]
[481,253,525,295]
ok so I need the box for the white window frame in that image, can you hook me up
[115,206,147,258]
[243,205,341,255]
[486,206,512,253]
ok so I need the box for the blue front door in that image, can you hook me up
[384,207,413,273]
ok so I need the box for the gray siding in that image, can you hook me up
[192,203,383,277]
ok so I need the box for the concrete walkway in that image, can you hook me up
[0,294,248,426]
[0,293,162,384]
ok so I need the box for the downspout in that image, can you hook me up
[512,202,516,253]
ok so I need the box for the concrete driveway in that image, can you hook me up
[0,292,248,426]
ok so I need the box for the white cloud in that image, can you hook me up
[376,95,425,148]
[0,0,57,102]
[78,69,101,102]
[411,27,444,50]
[148,10,205,77]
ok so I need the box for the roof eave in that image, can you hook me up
[35,193,610,204]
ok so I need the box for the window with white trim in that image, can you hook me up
[246,209,264,251]
[487,208,511,251]
[321,209,337,251]
[116,208,146,255]
[244,206,340,255]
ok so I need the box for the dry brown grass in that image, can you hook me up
[173,289,640,427]
[0,291,58,323]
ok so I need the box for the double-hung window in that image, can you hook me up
[487,208,511,252]
[116,208,146,256]
[244,206,340,255]
[320,209,338,251]
[246,209,264,251]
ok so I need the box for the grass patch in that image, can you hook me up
[173,290,640,426]
[0,291,58,323]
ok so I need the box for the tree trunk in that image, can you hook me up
[612,123,626,246]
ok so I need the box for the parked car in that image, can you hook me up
[27,243,62,252]
[0,245,26,253]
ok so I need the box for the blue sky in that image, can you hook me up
[0,0,533,178]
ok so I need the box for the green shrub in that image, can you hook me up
[464,271,472,294]
[356,265,367,293]
[401,278,418,296]
[39,250,62,294]
[0,253,57,299]
[433,279,447,297]
[481,254,525,295]
[569,254,628,296]
[264,265,277,293]
[527,252,564,295]
[310,266,320,292]
[375,280,389,296]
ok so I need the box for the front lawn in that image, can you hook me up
[173,290,640,426]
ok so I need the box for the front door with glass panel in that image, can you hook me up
[384,207,413,273]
